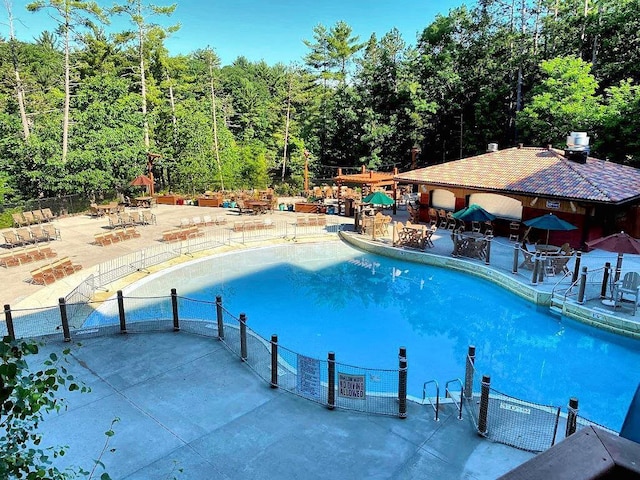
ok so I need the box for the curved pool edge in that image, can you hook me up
[339,231,640,340]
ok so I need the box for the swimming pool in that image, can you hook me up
[89,241,640,431]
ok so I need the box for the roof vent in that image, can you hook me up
[564,132,590,164]
[487,143,498,152]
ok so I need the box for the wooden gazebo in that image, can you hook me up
[334,166,399,215]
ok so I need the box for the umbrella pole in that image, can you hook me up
[615,253,623,283]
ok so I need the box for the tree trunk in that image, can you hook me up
[62,15,70,163]
[5,1,30,139]
[281,74,293,182]
[139,22,149,150]
[209,58,224,191]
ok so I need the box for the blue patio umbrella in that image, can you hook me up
[523,213,577,244]
[362,191,395,206]
[452,204,496,222]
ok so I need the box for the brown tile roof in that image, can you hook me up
[394,147,640,204]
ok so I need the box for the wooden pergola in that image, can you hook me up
[333,166,399,214]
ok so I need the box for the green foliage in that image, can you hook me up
[0,336,95,479]
[517,57,604,147]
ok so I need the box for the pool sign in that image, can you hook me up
[297,355,321,401]
[338,373,366,399]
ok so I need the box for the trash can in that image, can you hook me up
[344,198,354,217]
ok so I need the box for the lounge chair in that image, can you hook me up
[32,210,46,223]
[12,212,28,227]
[613,272,640,315]
[43,224,61,240]
[41,208,55,221]
[22,211,37,225]
[30,225,50,243]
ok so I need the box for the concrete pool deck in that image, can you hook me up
[4,202,640,479]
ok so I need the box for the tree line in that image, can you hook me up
[1,0,639,205]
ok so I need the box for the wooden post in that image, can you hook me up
[270,334,278,388]
[572,251,582,283]
[566,397,579,437]
[577,266,588,304]
[117,290,126,333]
[601,262,611,299]
[478,375,491,436]
[327,351,336,410]
[464,345,476,399]
[398,346,407,419]
[58,297,71,342]
[615,253,623,283]
[239,313,247,362]
[216,295,224,340]
[4,304,15,341]
[171,288,179,331]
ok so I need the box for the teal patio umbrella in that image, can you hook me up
[363,191,395,206]
[452,204,496,223]
[523,213,577,245]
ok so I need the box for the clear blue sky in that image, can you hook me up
[9,0,469,66]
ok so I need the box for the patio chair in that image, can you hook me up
[437,209,448,229]
[32,210,46,223]
[613,272,640,315]
[428,208,438,228]
[22,211,37,225]
[446,212,457,231]
[509,221,520,242]
[3,231,24,248]
[30,225,50,243]
[549,243,574,276]
[519,242,536,270]
[141,210,156,225]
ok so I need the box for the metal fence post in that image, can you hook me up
[4,304,15,341]
[566,397,579,437]
[464,345,476,399]
[512,243,519,274]
[58,297,71,342]
[117,290,126,333]
[270,334,278,388]
[398,346,407,419]
[216,295,224,340]
[577,267,588,304]
[601,262,611,298]
[327,351,336,410]
[572,251,582,283]
[171,288,180,331]
[478,375,491,436]
[239,313,247,362]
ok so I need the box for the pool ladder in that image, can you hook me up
[422,378,464,421]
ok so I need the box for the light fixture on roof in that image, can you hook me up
[487,143,498,152]
[564,131,590,164]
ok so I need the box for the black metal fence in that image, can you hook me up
[2,292,407,418]
[463,346,618,453]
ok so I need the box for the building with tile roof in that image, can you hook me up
[394,145,640,248]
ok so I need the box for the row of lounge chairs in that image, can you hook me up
[30,256,82,285]
[161,226,204,242]
[0,244,57,268]
[179,215,227,228]
[107,211,156,229]
[3,224,61,247]
[12,208,55,227]
[233,219,275,232]
[94,227,141,246]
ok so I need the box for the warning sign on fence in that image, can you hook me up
[338,373,366,399]
[296,355,321,401]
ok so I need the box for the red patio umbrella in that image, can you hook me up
[130,174,153,187]
[586,231,640,255]
[586,231,640,283]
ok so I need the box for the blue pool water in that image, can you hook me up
[91,241,640,431]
